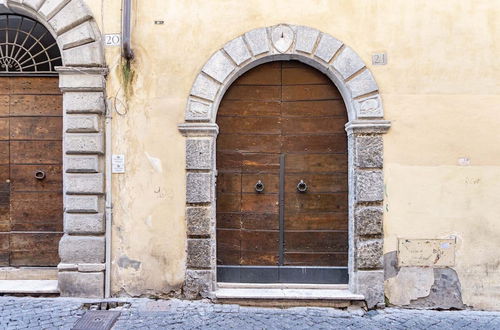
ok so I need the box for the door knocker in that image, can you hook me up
[255,180,265,193]
[297,180,307,193]
[35,170,46,180]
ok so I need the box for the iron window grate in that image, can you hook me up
[0,14,62,73]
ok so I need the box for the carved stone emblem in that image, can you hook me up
[271,25,294,53]
[355,95,383,118]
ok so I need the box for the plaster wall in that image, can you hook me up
[84,0,500,309]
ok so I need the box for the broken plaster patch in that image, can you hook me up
[145,152,163,173]
[117,256,142,271]
[384,251,400,280]
[385,267,434,306]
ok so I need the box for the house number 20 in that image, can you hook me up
[105,34,122,47]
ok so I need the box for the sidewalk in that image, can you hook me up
[1,296,500,329]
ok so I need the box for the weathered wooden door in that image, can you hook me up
[0,76,63,266]
[216,61,348,283]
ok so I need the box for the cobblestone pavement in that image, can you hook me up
[1,296,500,329]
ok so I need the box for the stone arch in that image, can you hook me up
[3,0,107,298]
[179,24,391,308]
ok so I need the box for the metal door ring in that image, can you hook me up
[255,180,265,193]
[297,180,307,193]
[35,170,46,180]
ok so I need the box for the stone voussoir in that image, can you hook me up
[49,0,92,35]
[58,20,96,50]
[295,26,320,54]
[314,33,343,63]
[333,46,366,80]
[223,36,251,66]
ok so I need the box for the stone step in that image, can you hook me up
[0,280,59,294]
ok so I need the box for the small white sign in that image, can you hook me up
[372,52,387,65]
[104,34,122,47]
[112,154,125,173]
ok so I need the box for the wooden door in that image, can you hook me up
[0,76,63,267]
[216,61,348,283]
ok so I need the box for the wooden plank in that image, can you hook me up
[285,154,348,173]
[0,233,9,266]
[283,134,347,153]
[10,192,63,231]
[241,230,279,252]
[216,173,241,194]
[241,173,279,193]
[218,100,281,117]
[216,151,242,171]
[9,77,60,95]
[285,231,348,253]
[0,142,9,165]
[285,213,348,231]
[241,194,278,213]
[218,134,281,153]
[217,116,281,134]
[216,213,242,229]
[216,229,240,265]
[0,96,9,116]
[242,153,280,173]
[10,141,62,164]
[282,85,341,101]
[282,100,347,117]
[9,232,62,266]
[0,182,10,232]
[282,65,331,85]
[284,174,348,193]
[282,117,346,135]
[242,213,279,230]
[10,165,62,192]
[284,252,348,266]
[216,193,241,213]
[223,85,281,101]
[10,117,62,140]
[235,62,281,85]
[9,95,62,116]
[240,251,278,265]
[0,118,8,140]
[285,193,348,213]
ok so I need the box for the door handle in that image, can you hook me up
[35,170,46,180]
[297,180,307,193]
[255,180,265,193]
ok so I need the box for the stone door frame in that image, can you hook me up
[3,0,107,298]
[179,24,391,308]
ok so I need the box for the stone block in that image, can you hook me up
[332,46,365,80]
[244,28,269,56]
[187,239,211,269]
[49,0,92,34]
[191,74,219,101]
[202,51,236,83]
[64,213,104,234]
[78,263,106,272]
[186,98,211,121]
[186,173,211,203]
[65,195,100,213]
[65,173,104,194]
[346,69,378,98]
[65,155,99,173]
[59,73,105,91]
[356,170,384,202]
[63,41,104,67]
[295,26,320,54]
[355,206,383,236]
[187,207,211,236]
[223,36,251,65]
[58,271,104,298]
[39,0,70,20]
[66,114,100,133]
[184,269,211,299]
[354,270,384,309]
[314,34,343,63]
[63,92,105,113]
[186,139,212,170]
[357,239,383,269]
[23,0,45,10]
[356,136,383,168]
[58,21,96,50]
[65,133,104,154]
[59,235,105,263]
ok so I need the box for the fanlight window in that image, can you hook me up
[0,14,62,73]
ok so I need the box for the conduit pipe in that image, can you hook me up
[104,99,113,298]
[122,0,134,60]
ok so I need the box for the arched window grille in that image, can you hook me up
[0,14,62,73]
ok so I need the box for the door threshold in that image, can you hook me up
[0,280,59,294]
[214,285,364,301]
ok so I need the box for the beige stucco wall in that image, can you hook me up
[84,0,500,309]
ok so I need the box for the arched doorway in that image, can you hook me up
[216,61,348,283]
[0,14,63,267]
